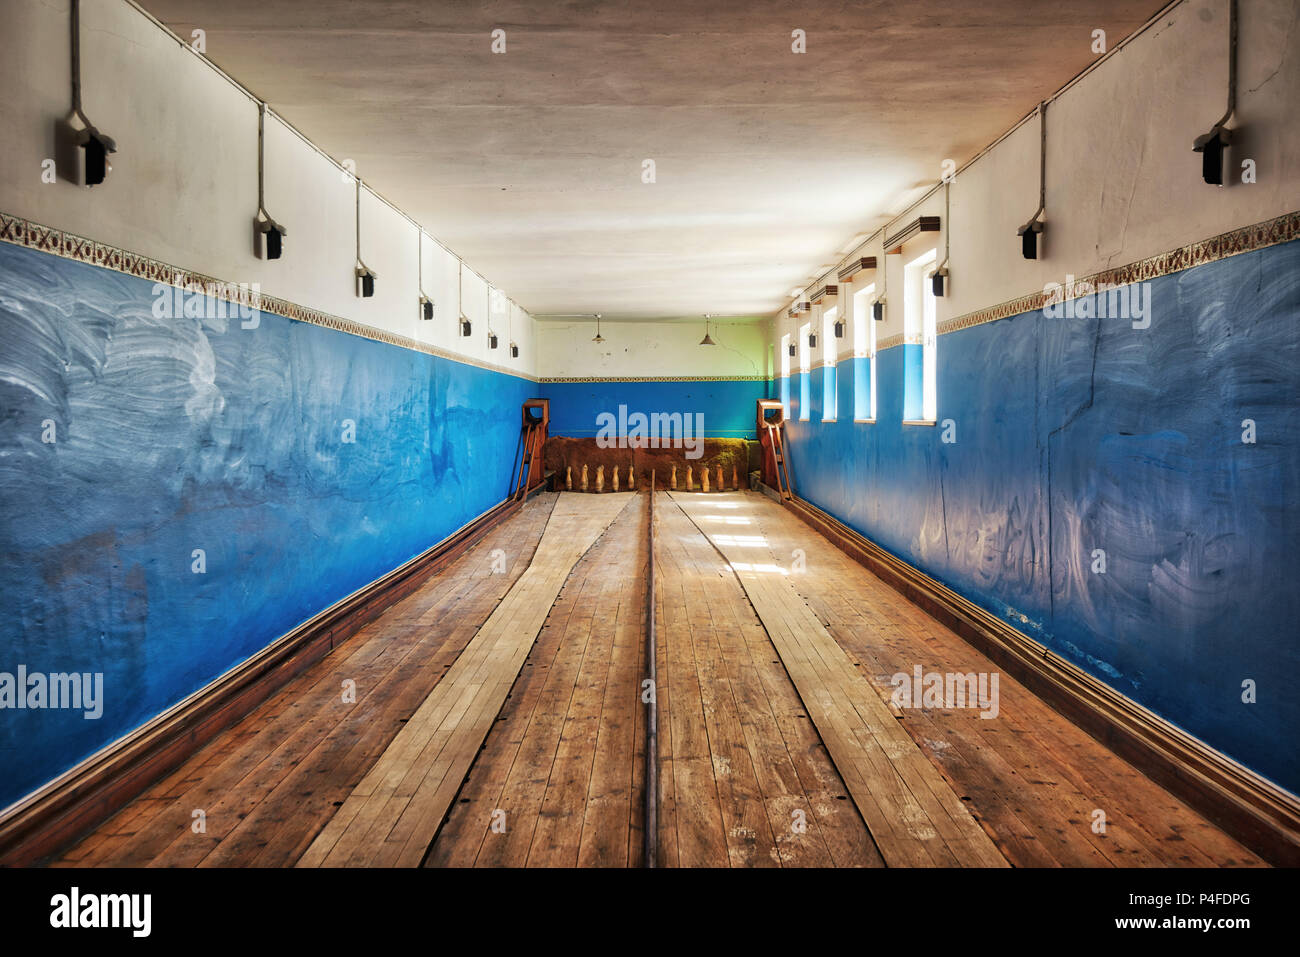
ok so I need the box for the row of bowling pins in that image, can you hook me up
[564,463,741,492]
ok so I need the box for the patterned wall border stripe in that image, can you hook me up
[9,208,1294,368]
[935,209,1300,340]
[539,374,768,383]
[0,211,539,383]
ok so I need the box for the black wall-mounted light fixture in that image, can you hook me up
[353,176,377,297]
[808,331,817,349]
[253,102,287,260]
[788,342,797,358]
[872,300,885,321]
[257,218,285,260]
[56,0,116,187]
[510,342,519,358]
[489,332,499,349]
[356,266,376,298]
[1018,222,1043,260]
[1017,101,1047,260]
[1193,0,1237,186]
[1194,127,1231,186]
[834,318,845,338]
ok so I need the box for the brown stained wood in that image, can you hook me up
[298,492,636,868]
[47,482,1260,872]
[747,490,1267,868]
[669,490,1008,868]
[654,499,881,867]
[51,495,559,868]
[427,494,648,868]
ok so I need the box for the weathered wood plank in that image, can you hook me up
[298,492,635,868]
[669,490,1008,868]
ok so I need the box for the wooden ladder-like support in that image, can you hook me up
[511,399,550,502]
[511,420,541,501]
[765,422,793,501]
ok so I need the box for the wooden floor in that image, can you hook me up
[50,488,1264,868]
[300,493,635,867]
[670,491,1005,867]
[654,497,882,866]
[426,492,649,866]
[712,491,1264,867]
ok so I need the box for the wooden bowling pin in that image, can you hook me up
[581,464,588,492]
[686,465,694,491]
[702,467,710,493]
[613,466,620,492]
[596,465,605,492]
[716,465,724,490]
[670,465,677,490]
[566,465,572,490]
[628,466,635,489]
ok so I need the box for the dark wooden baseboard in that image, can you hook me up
[0,493,535,867]
[779,491,1300,867]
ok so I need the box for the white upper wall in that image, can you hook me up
[0,0,538,378]
[772,0,1300,353]
[536,319,770,380]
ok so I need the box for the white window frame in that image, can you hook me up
[852,283,876,423]
[903,248,939,425]
[779,332,791,419]
[798,321,811,421]
[822,305,838,422]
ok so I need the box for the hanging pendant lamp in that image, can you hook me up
[699,314,716,346]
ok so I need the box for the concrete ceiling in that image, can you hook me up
[142,0,1163,320]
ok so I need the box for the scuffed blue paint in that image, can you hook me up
[541,379,765,438]
[0,242,532,808]
[784,240,1300,792]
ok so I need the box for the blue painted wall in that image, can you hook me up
[0,242,532,809]
[541,379,766,438]
[781,240,1300,792]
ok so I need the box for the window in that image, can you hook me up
[903,248,938,423]
[798,321,811,421]
[822,306,838,421]
[852,284,876,421]
[779,333,791,419]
